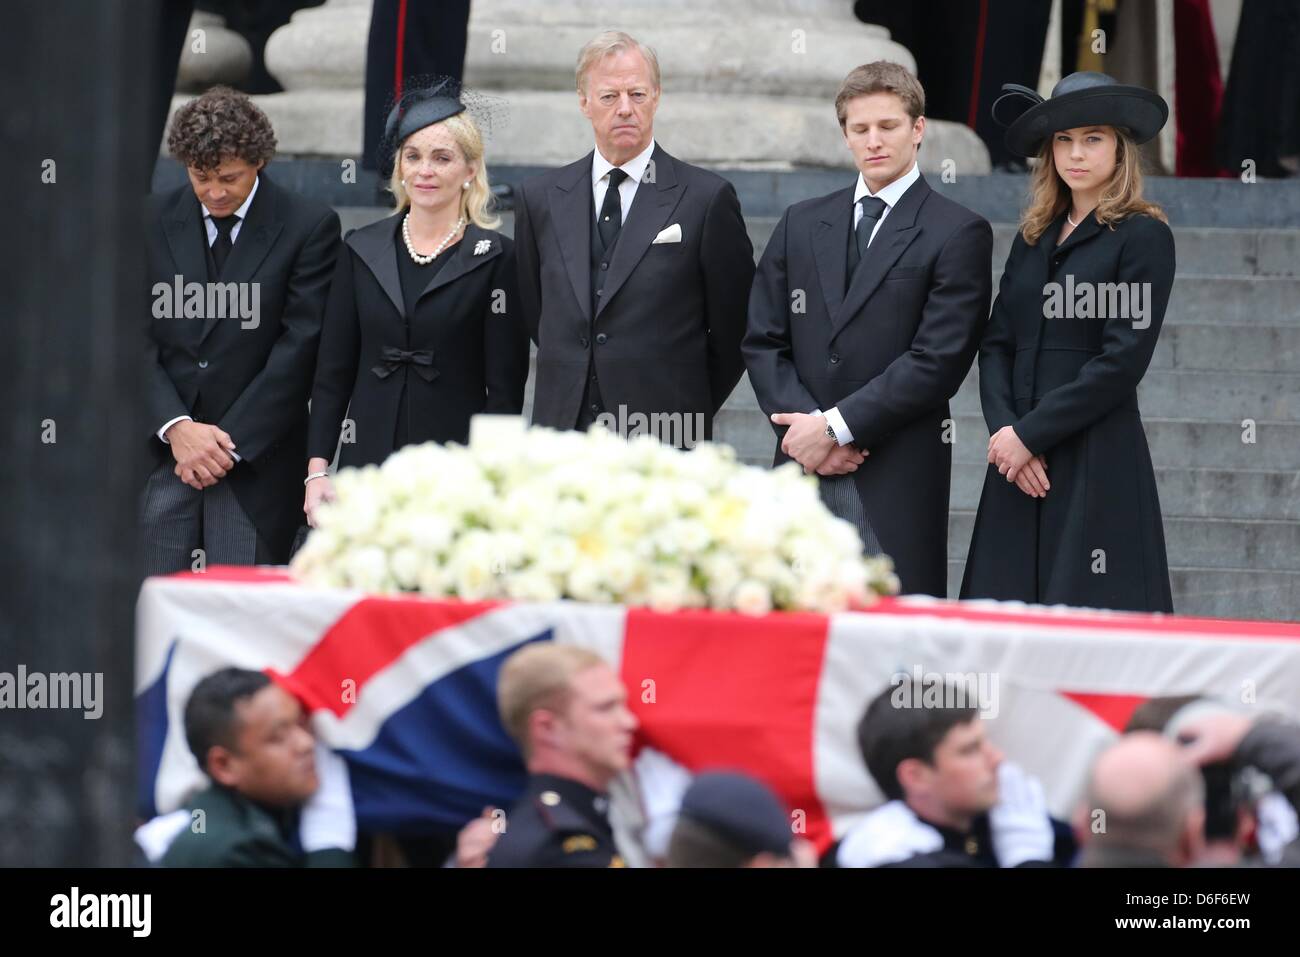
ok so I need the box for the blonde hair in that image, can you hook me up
[388,111,500,228]
[1020,127,1166,245]
[836,61,926,128]
[497,644,606,757]
[576,30,661,96]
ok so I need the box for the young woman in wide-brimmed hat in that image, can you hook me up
[961,72,1175,612]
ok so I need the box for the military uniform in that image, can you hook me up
[161,784,353,868]
[486,773,626,868]
[823,806,1074,868]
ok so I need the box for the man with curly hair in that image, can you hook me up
[143,86,341,572]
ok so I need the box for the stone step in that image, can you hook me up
[746,216,1300,277]
[1147,323,1300,373]
[720,365,1300,424]
[945,414,1300,470]
[949,462,1300,522]
[951,368,1300,421]
[947,510,1300,572]
[944,561,1300,621]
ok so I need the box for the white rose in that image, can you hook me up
[733,579,773,616]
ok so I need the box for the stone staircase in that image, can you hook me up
[335,184,1300,622]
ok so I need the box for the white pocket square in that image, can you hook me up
[651,223,682,244]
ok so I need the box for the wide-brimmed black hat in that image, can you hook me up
[992,71,1168,158]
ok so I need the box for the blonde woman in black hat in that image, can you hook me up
[304,79,528,526]
[961,73,1175,612]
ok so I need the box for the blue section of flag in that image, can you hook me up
[135,641,177,820]
[342,630,553,835]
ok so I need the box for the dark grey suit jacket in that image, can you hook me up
[513,144,755,439]
[743,173,992,596]
[144,173,341,561]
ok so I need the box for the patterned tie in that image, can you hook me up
[211,214,240,277]
[597,168,629,248]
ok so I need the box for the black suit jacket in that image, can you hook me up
[513,144,755,439]
[145,172,341,561]
[743,173,992,596]
[308,218,528,468]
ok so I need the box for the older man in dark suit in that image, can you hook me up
[513,31,755,447]
[143,86,340,573]
[743,62,992,597]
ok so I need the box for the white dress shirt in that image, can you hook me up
[157,176,261,453]
[591,138,656,224]
[823,161,922,446]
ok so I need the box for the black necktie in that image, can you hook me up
[597,168,629,249]
[854,196,887,262]
[211,214,240,276]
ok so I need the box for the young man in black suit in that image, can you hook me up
[143,86,341,573]
[513,31,755,447]
[743,62,993,597]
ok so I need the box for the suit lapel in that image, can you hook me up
[163,188,209,294]
[414,223,502,303]
[830,174,929,342]
[595,144,682,319]
[200,173,283,342]
[811,189,854,326]
[547,154,596,322]
[347,216,406,319]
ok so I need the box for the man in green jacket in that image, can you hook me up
[148,668,354,867]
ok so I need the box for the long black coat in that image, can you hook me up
[307,218,529,468]
[743,174,993,597]
[145,173,341,562]
[513,144,755,437]
[960,211,1175,612]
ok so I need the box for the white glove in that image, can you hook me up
[134,810,192,864]
[988,761,1054,867]
[634,746,694,861]
[1255,792,1300,864]
[299,743,356,853]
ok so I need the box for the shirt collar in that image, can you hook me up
[853,160,919,209]
[203,174,259,223]
[592,138,657,189]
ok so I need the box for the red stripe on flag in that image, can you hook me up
[159,565,296,584]
[1060,691,1150,734]
[274,597,500,716]
[863,597,1300,641]
[621,606,835,850]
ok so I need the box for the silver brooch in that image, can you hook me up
[473,239,492,256]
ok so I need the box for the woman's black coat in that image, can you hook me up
[960,210,1175,612]
[308,218,529,467]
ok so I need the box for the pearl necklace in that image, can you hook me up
[403,213,465,265]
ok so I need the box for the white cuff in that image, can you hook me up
[824,407,854,446]
[299,744,356,853]
[157,415,192,443]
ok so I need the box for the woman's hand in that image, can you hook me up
[1013,454,1050,498]
[988,426,1036,483]
[304,457,336,528]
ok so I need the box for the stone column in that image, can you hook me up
[234,0,990,172]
